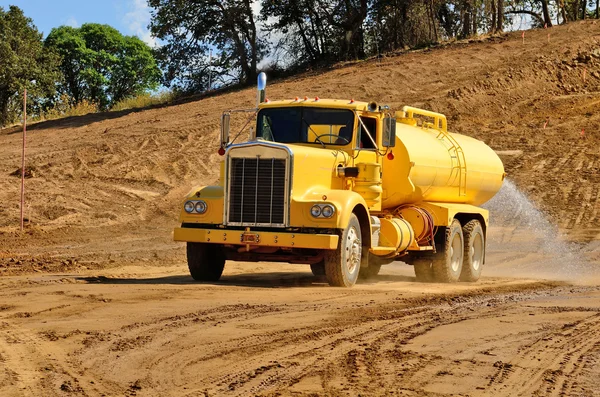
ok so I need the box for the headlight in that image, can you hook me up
[194,201,207,214]
[184,201,195,213]
[184,200,208,214]
[321,204,335,218]
[310,205,322,217]
[310,203,336,218]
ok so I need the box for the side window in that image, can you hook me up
[358,117,378,149]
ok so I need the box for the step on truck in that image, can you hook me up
[174,73,505,287]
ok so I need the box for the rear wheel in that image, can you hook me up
[432,219,464,283]
[324,214,362,287]
[460,220,484,282]
[413,259,434,282]
[187,243,226,281]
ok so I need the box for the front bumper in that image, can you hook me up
[173,227,339,250]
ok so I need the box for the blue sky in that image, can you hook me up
[0,0,156,45]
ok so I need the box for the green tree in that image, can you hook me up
[45,23,161,110]
[0,6,60,126]
[149,0,264,92]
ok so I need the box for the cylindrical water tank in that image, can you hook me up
[381,121,504,209]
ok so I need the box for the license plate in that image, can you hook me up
[241,233,260,244]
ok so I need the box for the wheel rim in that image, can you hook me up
[345,226,361,274]
[450,232,462,272]
[471,233,483,271]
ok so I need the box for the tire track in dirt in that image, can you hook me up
[485,312,600,396]
[81,283,561,395]
[0,325,123,396]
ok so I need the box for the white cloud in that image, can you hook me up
[123,0,156,47]
[64,16,79,28]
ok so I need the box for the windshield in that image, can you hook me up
[256,107,354,145]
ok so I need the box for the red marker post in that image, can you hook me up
[522,31,525,44]
[20,89,26,231]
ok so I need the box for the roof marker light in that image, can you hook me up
[294,96,299,101]
[304,96,308,100]
[265,98,270,103]
[350,98,355,103]
[315,96,319,101]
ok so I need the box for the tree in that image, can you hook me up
[0,6,60,126]
[321,0,369,60]
[261,0,334,67]
[45,23,161,109]
[149,0,265,93]
[505,0,553,27]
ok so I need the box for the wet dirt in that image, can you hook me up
[1,21,600,396]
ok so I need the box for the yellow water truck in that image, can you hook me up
[174,73,504,287]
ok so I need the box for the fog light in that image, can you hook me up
[322,205,335,218]
[310,205,322,218]
[195,201,207,214]
[184,201,195,213]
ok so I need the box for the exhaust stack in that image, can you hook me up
[257,72,267,107]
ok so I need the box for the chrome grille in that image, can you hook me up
[228,157,286,225]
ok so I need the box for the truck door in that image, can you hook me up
[353,114,379,164]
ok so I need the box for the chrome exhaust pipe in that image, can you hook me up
[257,72,266,107]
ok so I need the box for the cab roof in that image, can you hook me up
[257,98,374,112]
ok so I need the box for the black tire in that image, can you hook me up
[432,219,464,283]
[310,261,326,277]
[460,220,484,282]
[186,243,226,281]
[359,263,382,279]
[413,259,434,282]
[324,214,362,287]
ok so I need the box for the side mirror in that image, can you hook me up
[220,112,230,148]
[382,116,396,148]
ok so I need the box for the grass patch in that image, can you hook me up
[111,91,174,112]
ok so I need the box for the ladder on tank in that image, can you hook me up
[436,129,467,197]
[400,106,467,197]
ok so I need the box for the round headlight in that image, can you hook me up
[322,204,335,218]
[184,201,195,213]
[310,205,322,218]
[195,201,207,214]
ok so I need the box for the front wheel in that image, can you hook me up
[324,214,362,287]
[187,243,226,281]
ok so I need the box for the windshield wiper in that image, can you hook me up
[263,118,275,141]
[301,117,325,148]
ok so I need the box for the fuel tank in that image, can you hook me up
[381,114,504,209]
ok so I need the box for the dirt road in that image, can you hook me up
[1,260,599,397]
